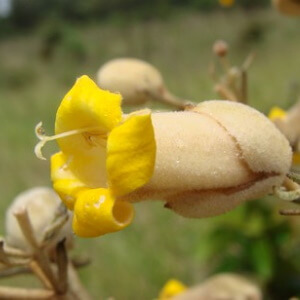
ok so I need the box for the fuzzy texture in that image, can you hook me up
[96,58,166,105]
[271,101,300,151]
[173,273,262,300]
[5,187,72,252]
[272,0,300,15]
[123,101,292,218]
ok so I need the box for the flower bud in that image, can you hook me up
[173,273,262,300]
[272,0,300,16]
[5,187,73,252]
[96,58,170,105]
[213,40,229,57]
[127,101,292,218]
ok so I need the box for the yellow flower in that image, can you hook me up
[37,75,156,237]
[293,152,300,165]
[158,279,187,299]
[36,77,292,238]
[219,0,235,7]
[268,106,300,165]
[268,106,287,121]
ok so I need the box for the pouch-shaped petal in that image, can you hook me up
[73,188,134,237]
[106,112,156,197]
[51,152,87,209]
[55,75,122,157]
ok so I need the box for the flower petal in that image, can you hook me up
[293,152,300,165]
[106,112,156,197]
[73,188,134,237]
[268,106,287,121]
[55,75,122,157]
[51,152,87,210]
[159,279,187,299]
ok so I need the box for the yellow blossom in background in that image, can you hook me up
[268,106,287,121]
[219,0,235,8]
[48,75,156,237]
[268,106,300,165]
[158,279,187,299]
[293,152,300,165]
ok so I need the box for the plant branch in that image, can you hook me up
[14,207,58,291]
[29,260,53,289]
[67,262,92,300]
[0,286,55,299]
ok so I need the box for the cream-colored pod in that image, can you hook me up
[272,101,300,151]
[125,101,292,218]
[96,58,185,108]
[5,187,72,252]
[272,0,300,16]
[97,58,164,105]
[173,273,262,300]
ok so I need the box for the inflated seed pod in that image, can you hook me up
[173,273,262,300]
[125,101,292,218]
[96,58,185,108]
[5,187,72,252]
[272,0,300,16]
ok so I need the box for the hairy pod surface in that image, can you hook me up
[272,101,300,150]
[96,58,167,105]
[124,101,292,218]
[173,273,262,300]
[5,187,72,252]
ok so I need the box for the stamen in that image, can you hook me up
[34,122,105,160]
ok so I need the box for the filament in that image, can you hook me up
[34,122,105,160]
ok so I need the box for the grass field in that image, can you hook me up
[0,8,300,299]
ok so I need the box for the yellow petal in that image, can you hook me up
[51,152,87,210]
[106,112,156,197]
[55,75,122,157]
[73,188,134,237]
[72,214,101,237]
[159,279,187,299]
[293,152,300,165]
[67,146,108,188]
[268,106,287,121]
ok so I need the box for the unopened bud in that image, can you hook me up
[97,58,166,105]
[5,187,72,252]
[127,101,292,218]
[213,40,229,57]
[173,273,262,300]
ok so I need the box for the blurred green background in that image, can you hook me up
[0,0,300,299]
